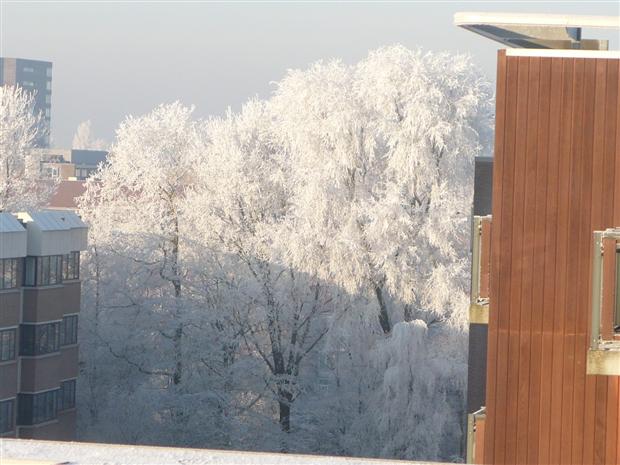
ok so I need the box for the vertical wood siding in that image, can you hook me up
[484,50,620,465]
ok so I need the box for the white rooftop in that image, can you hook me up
[17,210,87,232]
[15,210,88,255]
[0,212,25,233]
[0,439,446,465]
[455,12,620,50]
[0,212,27,259]
[454,12,620,29]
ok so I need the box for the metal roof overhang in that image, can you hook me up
[454,12,620,50]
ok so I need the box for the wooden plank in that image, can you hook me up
[607,60,620,226]
[617,379,620,465]
[490,52,519,465]
[484,49,508,465]
[583,58,608,465]
[475,416,486,464]
[571,56,597,465]
[538,56,564,465]
[607,378,619,465]
[594,57,616,465]
[595,377,609,465]
[515,55,539,465]
[504,55,530,465]
[604,79,620,465]
[561,57,586,465]
[526,55,552,465]
[548,57,574,465]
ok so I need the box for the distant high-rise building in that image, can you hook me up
[0,57,53,147]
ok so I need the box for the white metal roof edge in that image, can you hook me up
[16,211,87,231]
[43,210,87,230]
[0,212,26,233]
[454,12,620,29]
[506,49,620,59]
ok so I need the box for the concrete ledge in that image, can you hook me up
[469,302,489,325]
[586,348,620,376]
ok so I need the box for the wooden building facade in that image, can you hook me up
[472,48,620,464]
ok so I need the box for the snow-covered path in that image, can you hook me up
[0,439,447,465]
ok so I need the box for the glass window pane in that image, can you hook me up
[0,329,16,361]
[20,325,34,356]
[24,257,36,286]
[41,257,50,285]
[0,399,14,433]
[49,256,57,284]
[59,380,76,410]
[63,254,69,280]
[11,259,18,288]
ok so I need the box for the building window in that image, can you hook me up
[43,165,59,179]
[24,256,63,287]
[0,258,19,290]
[58,380,76,411]
[23,67,34,73]
[21,81,34,87]
[45,94,51,104]
[0,399,14,433]
[0,328,16,362]
[60,315,78,346]
[62,252,80,281]
[20,322,60,356]
[46,80,51,91]
[45,108,51,118]
[18,390,59,425]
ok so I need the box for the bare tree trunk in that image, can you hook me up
[278,389,293,433]
[87,245,101,422]
[375,284,391,334]
[171,213,183,385]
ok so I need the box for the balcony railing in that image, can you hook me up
[588,228,620,376]
[466,406,486,464]
[470,215,492,324]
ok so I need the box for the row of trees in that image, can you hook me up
[1,45,493,461]
[0,86,55,211]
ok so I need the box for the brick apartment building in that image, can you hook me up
[0,210,87,440]
[36,148,108,181]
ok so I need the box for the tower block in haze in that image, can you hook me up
[458,12,620,465]
[0,57,53,147]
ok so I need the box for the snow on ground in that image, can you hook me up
[0,439,447,465]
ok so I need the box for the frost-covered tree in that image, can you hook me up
[274,46,492,334]
[72,120,107,150]
[269,45,491,459]
[79,102,210,444]
[77,45,492,461]
[0,85,55,211]
[189,101,336,440]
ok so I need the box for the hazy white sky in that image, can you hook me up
[1,1,618,147]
